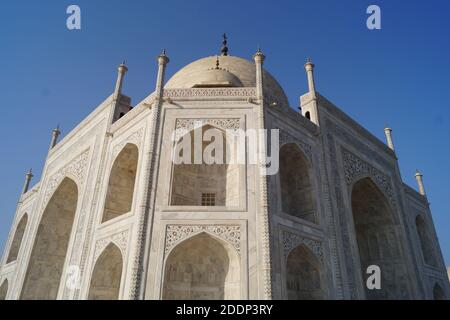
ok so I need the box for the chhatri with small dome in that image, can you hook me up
[0,36,448,300]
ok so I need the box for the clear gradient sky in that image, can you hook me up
[0,0,449,266]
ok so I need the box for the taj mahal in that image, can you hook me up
[0,37,448,300]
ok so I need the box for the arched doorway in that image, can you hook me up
[286,245,324,299]
[415,215,437,267]
[351,177,409,299]
[20,178,78,300]
[163,233,240,300]
[102,143,138,223]
[88,243,123,300]
[7,213,28,263]
[170,124,239,207]
[0,280,8,300]
[433,283,446,300]
[279,143,316,223]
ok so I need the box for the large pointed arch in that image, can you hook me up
[170,124,240,207]
[6,213,28,263]
[20,177,78,300]
[286,244,324,300]
[102,143,138,223]
[162,232,240,300]
[351,177,409,299]
[279,143,316,223]
[0,279,8,300]
[88,243,123,300]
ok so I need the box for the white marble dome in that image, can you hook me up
[165,55,289,106]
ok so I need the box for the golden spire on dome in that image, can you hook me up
[221,33,228,56]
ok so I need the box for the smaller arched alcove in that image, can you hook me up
[88,243,123,300]
[6,213,28,263]
[162,232,240,300]
[415,215,438,267]
[0,279,8,300]
[286,245,324,300]
[279,143,316,223]
[305,111,311,120]
[102,144,139,223]
[170,124,240,207]
[433,283,446,300]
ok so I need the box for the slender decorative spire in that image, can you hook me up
[155,49,169,97]
[22,168,33,195]
[415,170,426,197]
[384,126,395,151]
[301,57,321,126]
[253,46,265,61]
[304,57,316,94]
[48,125,61,152]
[114,60,128,101]
[253,47,265,103]
[221,33,229,56]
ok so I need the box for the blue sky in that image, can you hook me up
[0,0,449,267]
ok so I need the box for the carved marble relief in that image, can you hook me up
[282,230,323,262]
[164,225,241,256]
[342,148,396,207]
[174,118,241,141]
[111,129,143,159]
[164,87,256,99]
[279,130,312,161]
[93,230,129,263]
[44,150,90,206]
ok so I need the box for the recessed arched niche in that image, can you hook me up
[102,143,139,223]
[170,124,240,207]
[433,283,446,300]
[20,177,78,300]
[0,279,8,300]
[279,143,316,223]
[162,233,240,300]
[88,243,123,300]
[415,215,438,267]
[6,213,28,263]
[351,177,409,299]
[286,245,324,300]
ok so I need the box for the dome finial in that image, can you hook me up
[221,33,228,56]
[253,46,265,62]
[216,56,220,69]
